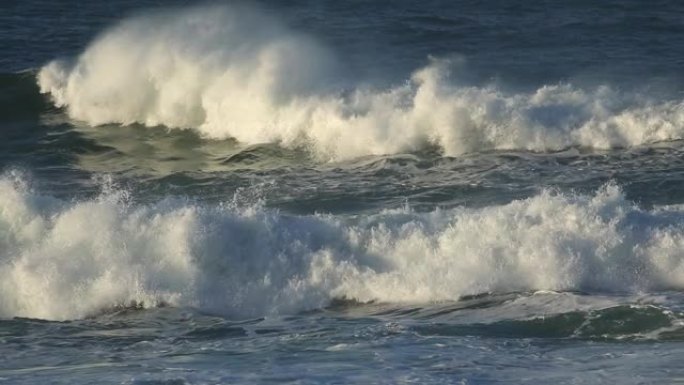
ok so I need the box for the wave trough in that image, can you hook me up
[2,174,684,321]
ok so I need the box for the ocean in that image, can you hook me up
[3,0,684,383]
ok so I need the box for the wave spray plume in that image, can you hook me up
[38,5,684,159]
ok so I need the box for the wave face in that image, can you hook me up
[3,174,684,321]
[37,5,684,160]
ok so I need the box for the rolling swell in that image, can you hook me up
[37,5,684,160]
[4,174,684,321]
[412,304,684,341]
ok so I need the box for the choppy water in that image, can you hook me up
[4,0,684,383]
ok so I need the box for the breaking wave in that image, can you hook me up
[37,5,684,160]
[3,174,684,320]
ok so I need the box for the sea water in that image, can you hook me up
[3,1,684,383]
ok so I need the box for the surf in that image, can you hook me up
[2,173,684,321]
[37,5,684,161]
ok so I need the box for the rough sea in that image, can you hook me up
[3,1,684,383]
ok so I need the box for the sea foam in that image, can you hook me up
[37,5,684,160]
[2,175,684,320]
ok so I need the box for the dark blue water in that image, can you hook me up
[3,1,684,383]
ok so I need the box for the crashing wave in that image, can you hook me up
[37,5,684,160]
[2,174,684,320]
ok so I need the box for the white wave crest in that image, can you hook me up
[3,176,684,320]
[38,5,684,160]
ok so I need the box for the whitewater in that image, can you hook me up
[5,1,684,384]
[3,175,684,321]
[38,6,684,160]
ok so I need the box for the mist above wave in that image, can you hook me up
[37,5,684,160]
[2,173,684,320]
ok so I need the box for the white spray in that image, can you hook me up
[38,5,684,160]
[3,175,684,320]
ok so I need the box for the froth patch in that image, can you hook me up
[3,177,684,320]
